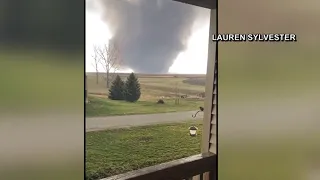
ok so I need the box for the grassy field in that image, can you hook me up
[86,73,206,117]
[86,95,204,117]
[86,73,205,100]
[86,121,203,180]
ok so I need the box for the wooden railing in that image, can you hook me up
[102,153,216,180]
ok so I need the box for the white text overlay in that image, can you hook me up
[212,33,297,42]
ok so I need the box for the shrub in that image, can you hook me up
[108,75,125,100]
[124,73,141,102]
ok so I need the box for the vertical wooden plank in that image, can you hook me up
[209,170,217,180]
[202,9,216,180]
[202,9,216,153]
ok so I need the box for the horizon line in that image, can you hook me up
[85,72,206,75]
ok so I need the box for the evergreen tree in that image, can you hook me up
[124,73,141,102]
[108,75,125,100]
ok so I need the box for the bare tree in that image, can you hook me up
[93,40,122,89]
[92,45,99,84]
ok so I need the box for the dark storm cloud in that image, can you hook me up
[99,0,199,73]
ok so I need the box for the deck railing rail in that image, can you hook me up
[102,153,216,180]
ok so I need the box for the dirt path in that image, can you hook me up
[86,111,203,132]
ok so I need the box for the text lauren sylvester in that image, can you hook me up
[212,33,297,42]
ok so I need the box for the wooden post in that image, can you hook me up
[202,8,216,155]
[199,8,216,180]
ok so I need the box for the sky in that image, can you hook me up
[85,9,134,73]
[85,0,210,74]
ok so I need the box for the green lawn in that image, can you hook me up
[86,122,202,180]
[86,119,319,180]
[86,95,204,117]
[86,122,316,180]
